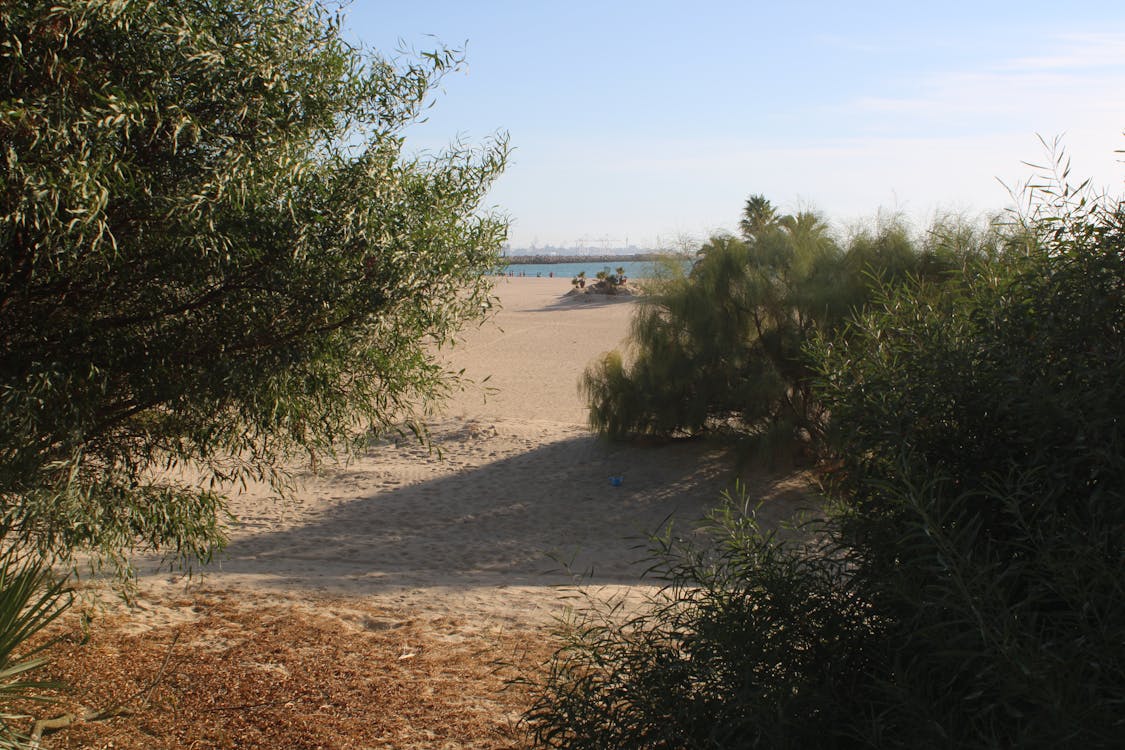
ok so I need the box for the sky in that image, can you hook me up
[342,1,1125,250]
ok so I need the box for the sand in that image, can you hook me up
[50,277,813,748]
[125,277,784,624]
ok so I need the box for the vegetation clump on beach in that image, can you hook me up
[568,266,634,296]
[1,0,506,736]
[581,196,997,450]
[529,157,1125,748]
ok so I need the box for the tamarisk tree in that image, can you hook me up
[582,202,846,448]
[582,196,994,454]
[0,0,509,575]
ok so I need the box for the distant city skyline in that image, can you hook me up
[502,242,653,257]
[343,2,1125,249]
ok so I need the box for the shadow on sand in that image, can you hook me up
[186,430,761,596]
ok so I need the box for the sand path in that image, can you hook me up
[127,278,783,629]
[56,277,812,748]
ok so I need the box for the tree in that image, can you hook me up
[738,193,779,241]
[582,203,851,450]
[807,168,1125,748]
[0,0,509,576]
[581,197,999,453]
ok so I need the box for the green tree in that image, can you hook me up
[0,0,508,576]
[582,199,995,452]
[582,201,851,450]
[738,193,780,240]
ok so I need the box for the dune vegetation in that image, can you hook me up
[531,157,1124,748]
[581,195,1006,453]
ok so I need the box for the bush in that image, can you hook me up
[811,168,1125,747]
[580,198,991,451]
[525,494,880,749]
[582,211,847,444]
[531,162,1124,748]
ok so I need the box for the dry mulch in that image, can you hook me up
[24,589,555,749]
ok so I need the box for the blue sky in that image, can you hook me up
[342,1,1125,249]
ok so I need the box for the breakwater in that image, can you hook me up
[503,253,674,265]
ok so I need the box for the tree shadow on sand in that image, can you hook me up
[166,424,809,597]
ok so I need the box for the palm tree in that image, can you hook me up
[739,194,780,241]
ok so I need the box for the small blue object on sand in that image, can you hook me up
[609,476,624,487]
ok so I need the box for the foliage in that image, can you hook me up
[595,266,628,288]
[0,0,508,577]
[525,493,880,749]
[571,267,629,295]
[581,197,955,445]
[0,536,71,749]
[533,160,1124,748]
[809,164,1125,747]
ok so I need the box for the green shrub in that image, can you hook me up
[533,162,1124,748]
[582,212,846,444]
[580,198,992,452]
[526,494,879,749]
[810,170,1125,747]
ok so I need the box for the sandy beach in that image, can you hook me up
[48,277,811,748]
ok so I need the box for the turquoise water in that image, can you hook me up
[498,259,683,279]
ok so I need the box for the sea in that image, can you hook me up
[496,259,685,280]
